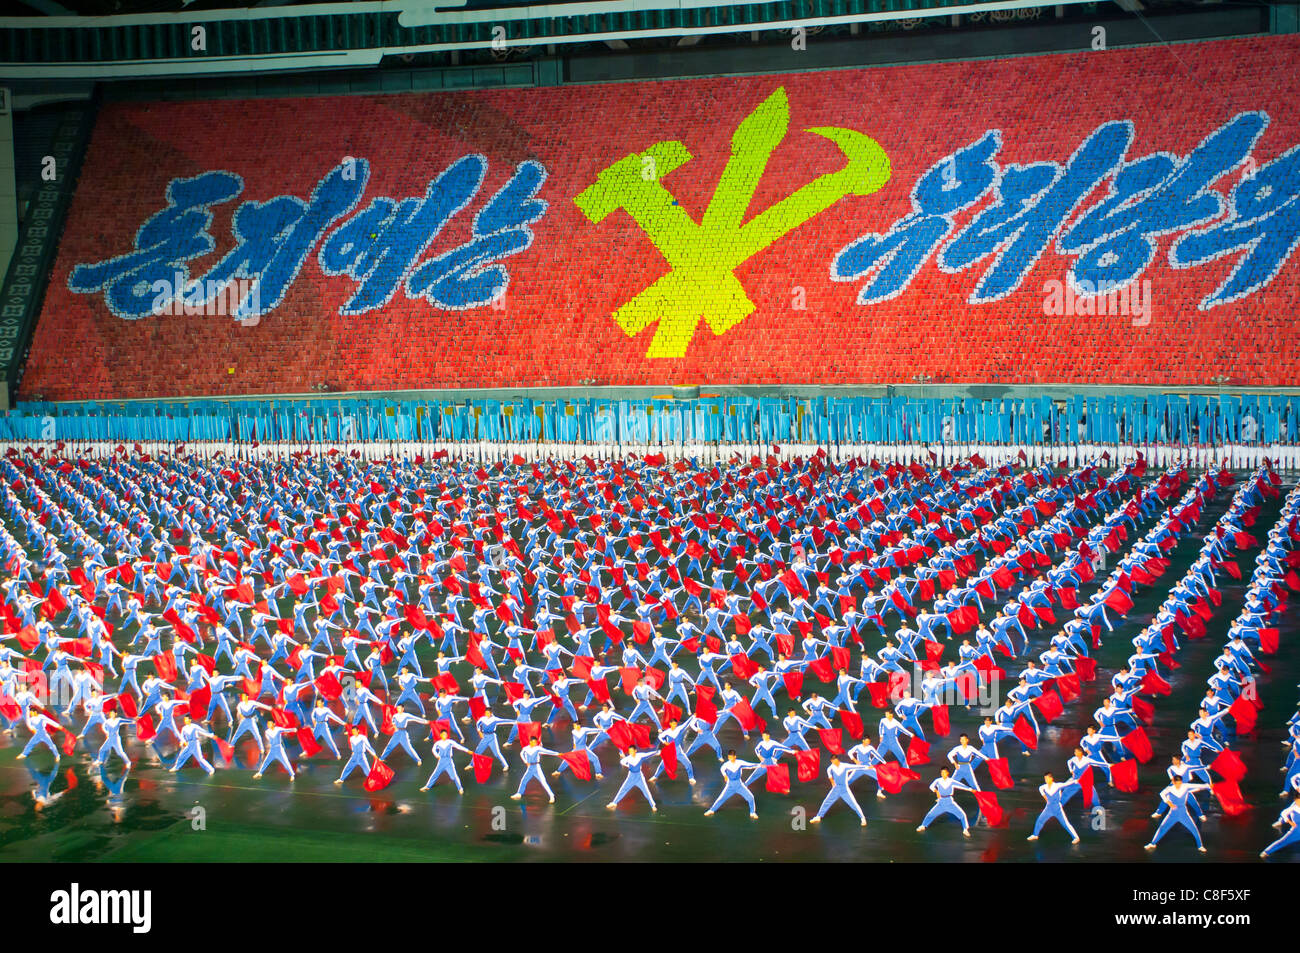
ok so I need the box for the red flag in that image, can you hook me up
[972,790,1007,827]
[1121,727,1153,764]
[1130,695,1155,725]
[606,721,634,752]
[152,653,177,683]
[1055,674,1080,703]
[15,625,38,652]
[315,671,343,701]
[1032,690,1064,723]
[1077,765,1095,808]
[465,638,487,670]
[795,748,821,782]
[986,757,1013,789]
[906,736,931,766]
[618,667,641,696]
[517,722,543,746]
[839,709,864,739]
[873,760,912,794]
[659,742,678,780]
[1076,656,1098,682]
[731,698,760,732]
[1111,758,1139,792]
[1258,628,1279,654]
[364,759,395,791]
[782,670,803,699]
[559,751,592,781]
[585,678,611,705]
[930,704,950,737]
[807,656,834,683]
[1213,780,1250,817]
[1227,695,1258,733]
[1140,671,1172,696]
[188,685,211,722]
[1104,589,1133,615]
[1210,748,1247,783]
[296,727,322,758]
[1013,716,1038,751]
[472,753,494,784]
[765,763,791,794]
[864,681,890,709]
[135,714,157,742]
[818,728,845,755]
[213,736,233,765]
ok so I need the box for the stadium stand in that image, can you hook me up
[19,33,1300,401]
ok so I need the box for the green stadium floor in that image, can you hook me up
[1,473,1297,863]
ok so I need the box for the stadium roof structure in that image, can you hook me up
[0,0,1135,78]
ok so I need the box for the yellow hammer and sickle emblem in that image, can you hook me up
[575,87,891,358]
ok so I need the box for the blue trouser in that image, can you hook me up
[173,743,214,773]
[1262,825,1300,857]
[476,734,508,768]
[816,786,866,821]
[382,730,421,762]
[952,763,980,790]
[687,732,723,760]
[881,736,910,765]
[338,750,370,781]
[666,685,692,709]
[230,718,264,752]
[921,798,970,831]
[424,758,463,792]
[1032,805,1078,839]
[900,715,926,741]
[96,735,129,763]
[395,688,425,714]
[628,701,662,728]
[709,779,756,813]
[515,764,554,798]
[257,747,295,778]
[313,723,342,758]
[21,728,59,758]
[1151,808,1203,847]
[612,772,656,808]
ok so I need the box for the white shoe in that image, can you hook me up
[749,813,758,819]
[1027,835,1039,841]
[1144,843,1156,850]
[703,810,714,817]
[605,802,617,810]
[962,830,971,838]
[510,793,521,800]
[1197,846,1207,853]
[915,825,926,832]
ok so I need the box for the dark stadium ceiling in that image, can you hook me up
[0,0,1255,80]
[0,0,1153,17]
[6,0,608,14]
